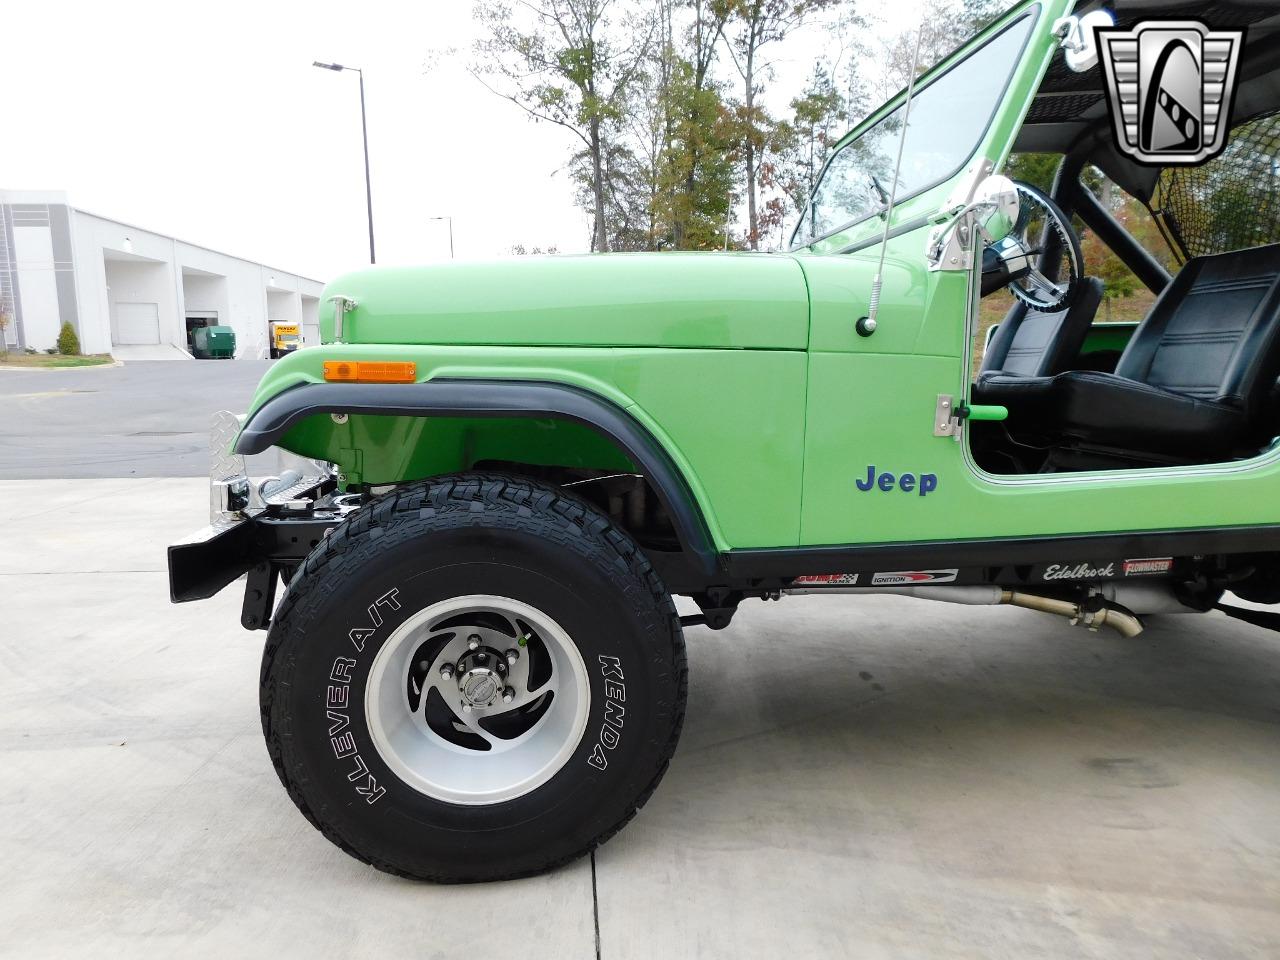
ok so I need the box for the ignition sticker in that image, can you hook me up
[870,569,958,585]
[588,656,626,771]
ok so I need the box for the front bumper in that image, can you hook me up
[167,410,348,626]
[167,514,339,604]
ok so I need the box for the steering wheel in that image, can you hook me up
[983,180,1083,312]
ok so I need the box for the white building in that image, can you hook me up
[0,190,323,359]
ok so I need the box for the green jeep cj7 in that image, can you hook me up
[170,0,1280,881]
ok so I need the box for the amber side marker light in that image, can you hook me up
[323,360,417,383]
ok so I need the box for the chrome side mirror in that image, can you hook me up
[926,174,1019,271]
[1052,10,1115,73]
[972,174,1019,245]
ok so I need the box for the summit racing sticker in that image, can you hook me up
[792,574,860,586]
[870,569,957,586]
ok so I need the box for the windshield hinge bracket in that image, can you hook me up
[933,394,964,441]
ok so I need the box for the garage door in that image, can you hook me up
[113,302,161,345]
[303,322,320,346]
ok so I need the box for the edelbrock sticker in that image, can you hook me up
[870,569,958,586]
[1123,557,1174,577]
[792,574,860,586]
[1041,562,1116,581]
[588,656,626,771]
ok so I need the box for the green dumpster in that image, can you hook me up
[192,325,236,360]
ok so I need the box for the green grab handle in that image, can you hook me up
[964,404,1008,422]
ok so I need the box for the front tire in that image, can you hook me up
[260,475,687,882]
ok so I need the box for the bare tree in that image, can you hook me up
[862,0,965,103]
[472,0,655,251]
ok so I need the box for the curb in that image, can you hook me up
[0,359,124,372]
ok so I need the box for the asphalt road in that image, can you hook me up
[4,476,1279,957]
[0,359,271,480]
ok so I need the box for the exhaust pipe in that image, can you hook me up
[1003,590,1144,638]
[782,583,1145,638]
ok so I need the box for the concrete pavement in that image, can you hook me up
[3,478,1280,957]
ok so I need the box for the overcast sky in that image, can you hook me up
[3,0,931,281]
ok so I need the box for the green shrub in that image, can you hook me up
[57,322,80,356]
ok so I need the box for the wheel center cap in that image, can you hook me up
[461,671,501,706]
[454,647,509,708]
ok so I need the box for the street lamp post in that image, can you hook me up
[312,61,375,264]
[428,216,454,259]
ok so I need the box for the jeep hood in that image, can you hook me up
[320,253,809,351]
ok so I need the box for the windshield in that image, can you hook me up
[793,14,1033,248]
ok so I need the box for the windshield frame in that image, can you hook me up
[789,7,1039,252]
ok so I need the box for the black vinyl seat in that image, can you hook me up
[974,243,1280,465]
[980,276,1104,378]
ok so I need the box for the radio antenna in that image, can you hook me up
[865,24,927,332]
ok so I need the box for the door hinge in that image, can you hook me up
[933,394,963,439]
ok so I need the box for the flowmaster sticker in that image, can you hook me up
[1123,557,1174,577]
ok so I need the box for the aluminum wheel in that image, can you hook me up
[364,594,591,805]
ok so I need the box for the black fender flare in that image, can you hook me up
[235,378,718,578]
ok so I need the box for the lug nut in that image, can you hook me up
[502,687,515,703]
[505,649,519,665]
[461,703,473,713]
[467,635,481,650]
[439,664,454,680]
